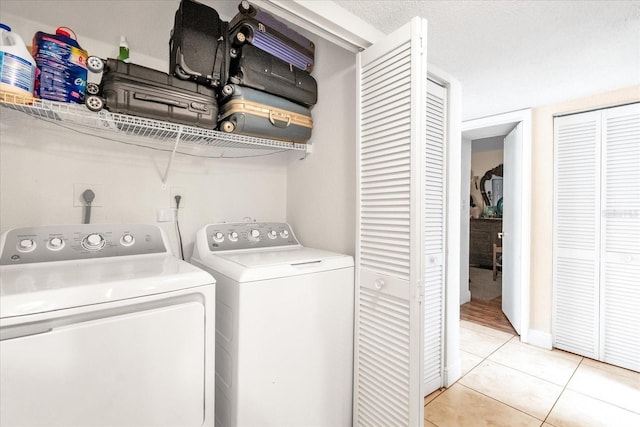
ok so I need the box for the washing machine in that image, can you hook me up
[190,222,354,427]
[0,223,215,427]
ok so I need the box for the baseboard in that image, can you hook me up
[444,359,461,387]
[526,328,553,350]
[460,289,471,305]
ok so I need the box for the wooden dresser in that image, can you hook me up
[469,218,502,268]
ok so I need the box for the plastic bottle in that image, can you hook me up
[117,35,130,63]
[0,23,36,99]
[32,26,88,103]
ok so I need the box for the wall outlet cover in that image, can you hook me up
[170,187,185,208]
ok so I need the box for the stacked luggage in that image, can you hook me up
[219,0,317,143]
[84,0,316,144]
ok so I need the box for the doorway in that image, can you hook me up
[463,135,514,334]
[459,110,532,341]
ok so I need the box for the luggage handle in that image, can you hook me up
[269,110,291,128]
[134,93,188,109]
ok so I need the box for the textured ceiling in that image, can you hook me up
[334,0,640,119]
[2,1,638,120]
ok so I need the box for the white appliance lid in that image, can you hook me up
[0,255,215,318]
[192,246,354,282]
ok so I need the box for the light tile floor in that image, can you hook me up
[424,320,640,427]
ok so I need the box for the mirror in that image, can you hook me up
[480,164,503,207]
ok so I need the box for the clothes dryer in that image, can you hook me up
[0,224,215,427]
[191,222,354,427]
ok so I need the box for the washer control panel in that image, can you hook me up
[206,222,299,251]
[0,224,166,265]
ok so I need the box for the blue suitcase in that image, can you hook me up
[218,84,312,143]
[229,1,315,73]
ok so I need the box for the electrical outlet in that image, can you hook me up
[170,187,185,208]
[73,183,104,207]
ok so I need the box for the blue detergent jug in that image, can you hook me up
[32,26,88,103]
[0,23,36,99]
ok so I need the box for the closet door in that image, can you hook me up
[355,17,428,426]
[600,103,640,371]
[554,103,640,370]
[423,79,446,392]
[553,111,601,359]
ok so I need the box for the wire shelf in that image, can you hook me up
[0,92,309,158]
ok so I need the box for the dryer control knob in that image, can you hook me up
[18,239,35,252]
[280,230,289,239]
[48,237,64,250]
[229,231,239,242]
[83,233,105,251]
[213,232,225,243]
[267,230,277,239]
[248,229,260,241]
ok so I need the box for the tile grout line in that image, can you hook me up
[541,356,585,425]
[484,345,582,388]
[458,334,558,424]
[560,363,640,415]
[456,382,547,423]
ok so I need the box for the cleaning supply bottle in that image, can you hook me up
[32,26,88,103]
[117,35,129,63]
[0,23,36,99]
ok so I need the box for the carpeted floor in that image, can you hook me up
[469,266,502,301]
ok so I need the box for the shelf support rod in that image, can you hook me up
[162,126,183,185]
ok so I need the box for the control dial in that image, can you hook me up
[267,230,277,239]
[213,232,225,243]
[82,233,106,251]
[229,231,239,242]
[47,237,65,251]
[120,234,135,246]
[248,229,260,241]
[280,229,290,239]
[17,239,36,252]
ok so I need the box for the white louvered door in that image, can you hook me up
[553,110,601,359]
[600,103,640,371]
[553,103,640,371]
[423,79,445,392]
[354,17,429,426]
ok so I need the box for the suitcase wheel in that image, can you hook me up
[87,56,105,73]
[86,82,100,96]
[220,121,235,133]
[221,84,235,97]
[85,95,105,112]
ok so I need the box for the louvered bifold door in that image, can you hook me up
[600,103,640,371]
[355,17,428,427]
[553,111,601,359]
[423,79,446,393]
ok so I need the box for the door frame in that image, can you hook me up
[461,109,532,343]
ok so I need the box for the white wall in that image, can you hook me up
[286,37,356,255]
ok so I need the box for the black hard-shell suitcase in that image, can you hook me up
[86,58,218,128]
[219,84,312,143]
[170,0,229,88]
[229,44,317,107]
[230,1,315,73]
